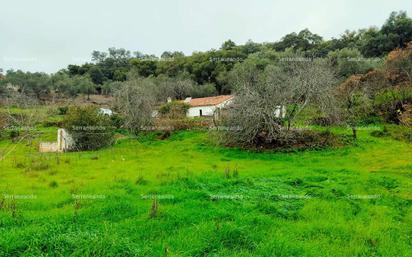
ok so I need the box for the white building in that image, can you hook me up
[184,95,234,118]
[99,108,113,116]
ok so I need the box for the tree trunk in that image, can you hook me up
[352,127,357,140]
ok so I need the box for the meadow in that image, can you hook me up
[0,126,411,257]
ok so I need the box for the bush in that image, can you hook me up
[155,117,211,131]
[9,129,20,140]
[57,106,69,115]
[63,106,114,151]
[110,114,125,129]
[309,116,337,126]
[374,86,412,123]
[370,126,390,138]
[221,128,343,150]
[399,103,412,126]
[42,118,63,128]
[358,114,383,126]
[291,130,342,149]
[0,111,7,139]
[370,125,412,143]
[156,130,171,140]
[158,101,190,119]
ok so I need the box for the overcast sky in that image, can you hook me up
[1,0,411,73]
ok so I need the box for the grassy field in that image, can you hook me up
[0,128,411,256]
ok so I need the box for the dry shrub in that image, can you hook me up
[73,198,81,220]
[158,101,190,119]
[135,175,148,185]
[374,86,412,124]
[385,42,412,85]
[0,196,5,210]
[155,117,211,131]
[223,129,343,150]
[0,111,7,131]
[309,116,339,126]
[372,125,412,143]
[225,58,337,146]
[399,103,412,126]
[29,160,49,171]
[149,197,159,218]
[156,131,171,140]
[224,167,231,179]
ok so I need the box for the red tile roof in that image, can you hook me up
[187,95,233,107]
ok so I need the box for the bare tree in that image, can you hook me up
[336,75,372,140]
[0,92,44,161]
[114,78,156,133]
[152,75,195,101]
[283,59,337,129]
[223,58,337,146]
[2,92,43,140]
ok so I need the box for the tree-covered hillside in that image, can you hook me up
[1,11,412,98]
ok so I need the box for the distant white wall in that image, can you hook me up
[99,108,113,116]
[187,98,233,118]
[187,105,216,117]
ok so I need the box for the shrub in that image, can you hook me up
[9,129,20,141]
[63,106,114,151]
[0,111,7,127]
[374,86,412,123]
[221,128,343,150]
[156,130,171,140]
[370,125,412,143]
[158,101,190,119]
[29,160,49,171]
[57,106,68,115]
[0,112,8,139]
[385,42,412,85]
[389,126,412,143]
[309,116,337,126]
[135,175,148,185]
[42,119,63,127]
[110,114,124,129]
[371,126,390,138]
[336,75,375,139]
[155,117,211,131]
[399,103,412,126]
[49,181,59,188]
[149,197,159,218]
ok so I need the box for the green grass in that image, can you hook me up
[0,128,411,256]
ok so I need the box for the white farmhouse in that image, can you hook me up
[184,95,234,118]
